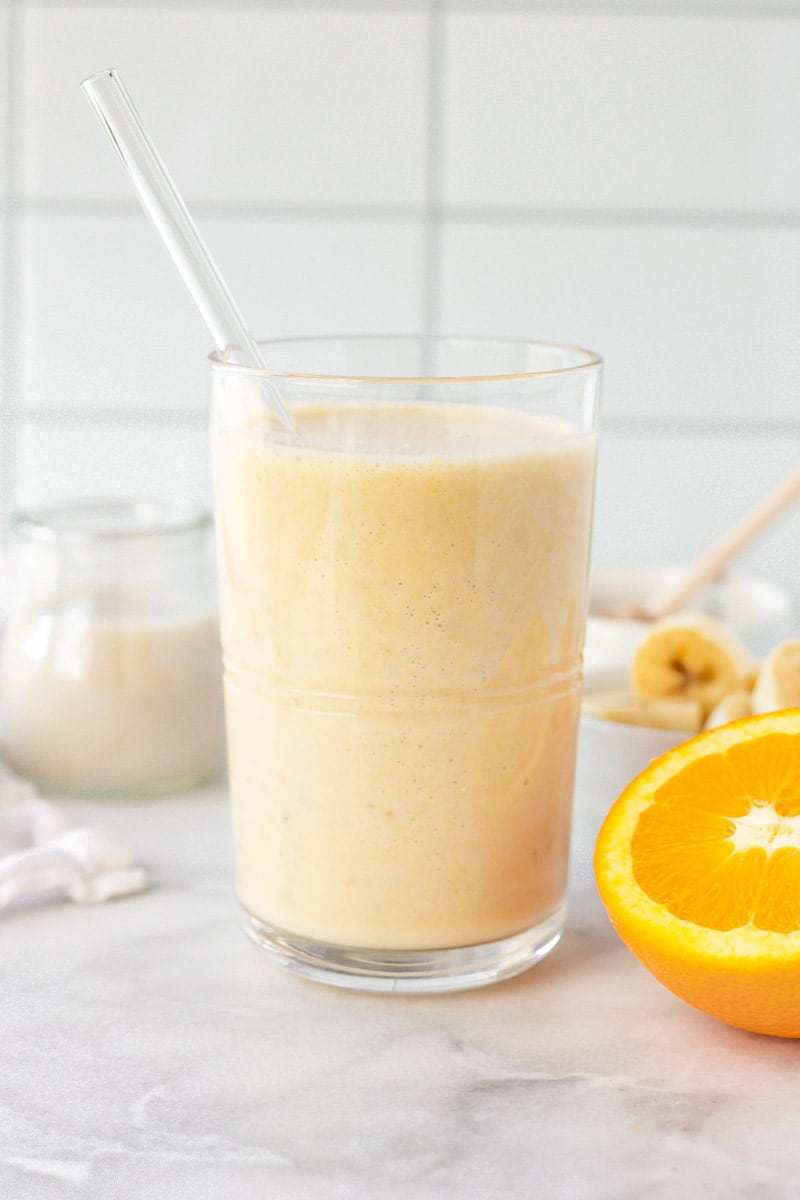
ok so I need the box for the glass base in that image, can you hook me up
[240,902,566,994]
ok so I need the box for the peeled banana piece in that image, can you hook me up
[582,690,703,732]
[631,612,756,719]
[751,639,800,714]
[703,689,752,730]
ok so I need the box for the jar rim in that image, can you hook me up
[11,498,212,544]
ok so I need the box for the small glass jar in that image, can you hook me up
[0,498,224,796]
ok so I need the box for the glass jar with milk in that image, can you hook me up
[0,499,224,795]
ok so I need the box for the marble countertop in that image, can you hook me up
[3,775,799,1200]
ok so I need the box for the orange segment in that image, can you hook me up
[754,847,800,934]
[594,708,800,1037]
[726,732,800,817]
[652,752,751,816]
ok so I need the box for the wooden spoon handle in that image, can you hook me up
[644,461,800,619]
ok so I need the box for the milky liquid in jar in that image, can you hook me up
[210,337,601,991]
[0,500,224,795]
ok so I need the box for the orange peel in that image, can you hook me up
[594,708,800,1038]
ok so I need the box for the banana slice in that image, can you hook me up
[703,689,752,730]
[742,663,761,692]
[582,690,703,732]
[631,612,756,719]
[751,639,800,714]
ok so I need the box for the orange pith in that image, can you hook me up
[594,709,800,1038]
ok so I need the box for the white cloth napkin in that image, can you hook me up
[0,763,149,910]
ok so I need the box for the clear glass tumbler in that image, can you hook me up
[209,337,601,992]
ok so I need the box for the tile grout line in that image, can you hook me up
[442,0,800,16]
[593,420,800,439]
[1,5,22,531]
[7,0,800,17]
[7,197,800,230]
[6,197,429,222]
[9,406,798,439]
[6,0,800,478]
[433,204,800,229]
[9,0,431,8]
[422,0,446,338]
[11,407,209,428]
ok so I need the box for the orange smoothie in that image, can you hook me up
[212,401,596,950]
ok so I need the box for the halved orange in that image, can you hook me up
[594,708,800,1038]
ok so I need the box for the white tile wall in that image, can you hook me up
[595,430,800,597]
[1,4,12,518]
[440,222,800,421]
[205,216,426,342]
[20,6,428,204]
[443,13,800,211]
[17,215,210,411]
[0,6,8,199]
[1,0,799,612]
[15,213,424,412]
[14,421,211,510]
[0,209,6,367]
[449,1,790,8]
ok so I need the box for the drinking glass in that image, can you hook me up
[209,336,601,992]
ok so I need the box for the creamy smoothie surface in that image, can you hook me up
[213,401,597,950]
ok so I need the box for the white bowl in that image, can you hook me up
[573,666,689,846]
[584,565,794,673]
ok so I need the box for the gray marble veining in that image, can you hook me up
[2,786,799,1199]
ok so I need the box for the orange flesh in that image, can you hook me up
[631,732,800,935]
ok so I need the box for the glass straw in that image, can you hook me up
[80,67,292,429]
